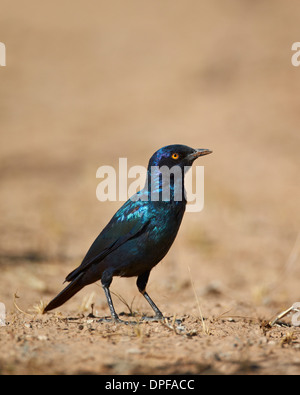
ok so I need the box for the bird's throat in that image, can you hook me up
[146,166,186,204]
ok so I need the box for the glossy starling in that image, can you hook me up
[44,145,212,322]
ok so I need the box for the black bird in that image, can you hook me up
[44,145,212,322]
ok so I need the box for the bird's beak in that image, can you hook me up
[189,148,213,160]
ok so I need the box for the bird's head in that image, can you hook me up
[144,144,212,203]
[148,144,212,171]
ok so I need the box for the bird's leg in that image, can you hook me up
[99,270,131,324]
[142,291,164,321]
[101,284,121,323]
[137,271,164,321]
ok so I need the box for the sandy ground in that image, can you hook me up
[0,0,300,375]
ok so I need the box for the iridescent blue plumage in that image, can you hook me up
[44,144,212,322]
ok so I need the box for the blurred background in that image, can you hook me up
[0,0,299,315]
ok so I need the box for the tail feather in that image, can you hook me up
[44,273,85,313]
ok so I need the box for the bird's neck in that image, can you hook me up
[145,166,186,205]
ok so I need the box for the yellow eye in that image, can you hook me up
[172,153,179,160]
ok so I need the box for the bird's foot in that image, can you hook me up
[140,314,165,322]
[141,315,183,325]
[97,316,136,325]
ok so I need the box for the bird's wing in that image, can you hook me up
[65,199,150,282]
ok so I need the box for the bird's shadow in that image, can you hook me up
[64,312,183,326]
[96,313,181,325]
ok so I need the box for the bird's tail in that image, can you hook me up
[43,273,85,313]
